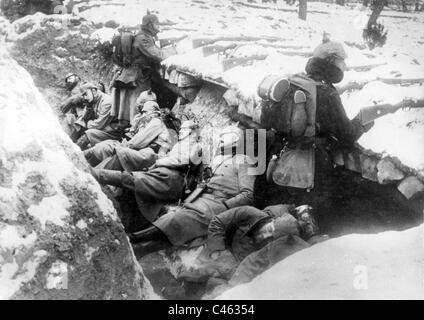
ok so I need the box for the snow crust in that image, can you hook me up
[217,224,424,300]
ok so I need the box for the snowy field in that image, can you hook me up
[75,0,424,175]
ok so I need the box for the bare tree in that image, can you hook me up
[367,0,386,29]
[299,0,307,20]
[363,0,388,49]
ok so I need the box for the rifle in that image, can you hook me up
[159,35,188,48]
[359,98,424,125]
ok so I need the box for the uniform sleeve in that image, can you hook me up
[87,99,112,130]
[223,157,255,209]
[327,90,365,145]
[128,118,162,150]
[207,206,266,254]
[136,36,164,63]
[155,142,202,168]
[60,94,84,114]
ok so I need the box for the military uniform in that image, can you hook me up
[153,154,256,246]
[111,28,164,124]
[84,115,175,172]
[83,92,121,146]
[179,205,301,283]
[93,135,202,222]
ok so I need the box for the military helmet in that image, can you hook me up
[79,82,98,93]
[136,89,157,107]
[65,72,78,81]
[219,125,243,143]
[219,125,243,138]
[141,12,159,27]
[312,41,347,71]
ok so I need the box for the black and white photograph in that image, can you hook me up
[0,0,423,303]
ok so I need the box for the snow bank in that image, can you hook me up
[0,48,154,299]
[217,224,424,299]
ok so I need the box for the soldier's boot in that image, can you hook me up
[83,148,101,167]
[91,168,124,187]
[128,226,168,244]
[76,134,90,151]
[132,240,171,259]
[294,205,320,240]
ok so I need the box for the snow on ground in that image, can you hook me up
[75,0,424,175]
[217,224,424,299]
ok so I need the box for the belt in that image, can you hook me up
[155,165,188,174]
[203,187,228,199]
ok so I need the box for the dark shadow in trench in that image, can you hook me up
[112,79,423,300]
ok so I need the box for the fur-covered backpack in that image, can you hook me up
[258,74,321,190]
[111,31,134,68]
[259,73,319,140]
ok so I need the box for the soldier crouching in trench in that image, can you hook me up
[254,40,374,220]
[91,120,203,223]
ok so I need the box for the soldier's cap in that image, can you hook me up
[136,89,157,106]
[263,204,296,219]
[79,82,98,93]
[142,12,159,26]
[141,101,160,113]
[219,125,243,140]
[313,41,347,71]
[65,72,79,81]
[273,214,300,239]
[180,120,199,131]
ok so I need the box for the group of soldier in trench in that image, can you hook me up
[58,13,374,293]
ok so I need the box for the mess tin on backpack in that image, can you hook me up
[257,75,290,102]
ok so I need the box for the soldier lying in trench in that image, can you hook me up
[91,120,203,222]
[177,204,327,290]
[128,126,257,257]
[84,91,176,173]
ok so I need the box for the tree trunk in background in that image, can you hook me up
[401,0,408,11]
[367,0,385,29]
[299,0,307,20]
[336,0,345,6]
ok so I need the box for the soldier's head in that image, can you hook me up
[218,125,244,155]
[251,206,301,244]
[179,120,200,141]
[140,101,160,119]
[80,82,99,104]
[65,73,81,90]
[305,41,347,84]
[141,12,160,36]
[136,89,157,113]
[251,219,275,244]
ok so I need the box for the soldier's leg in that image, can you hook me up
[76,133,90,150]
[84,140,119,167]
[128,225,169,244]
[132,239,171,258]
[91,168,135,189]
